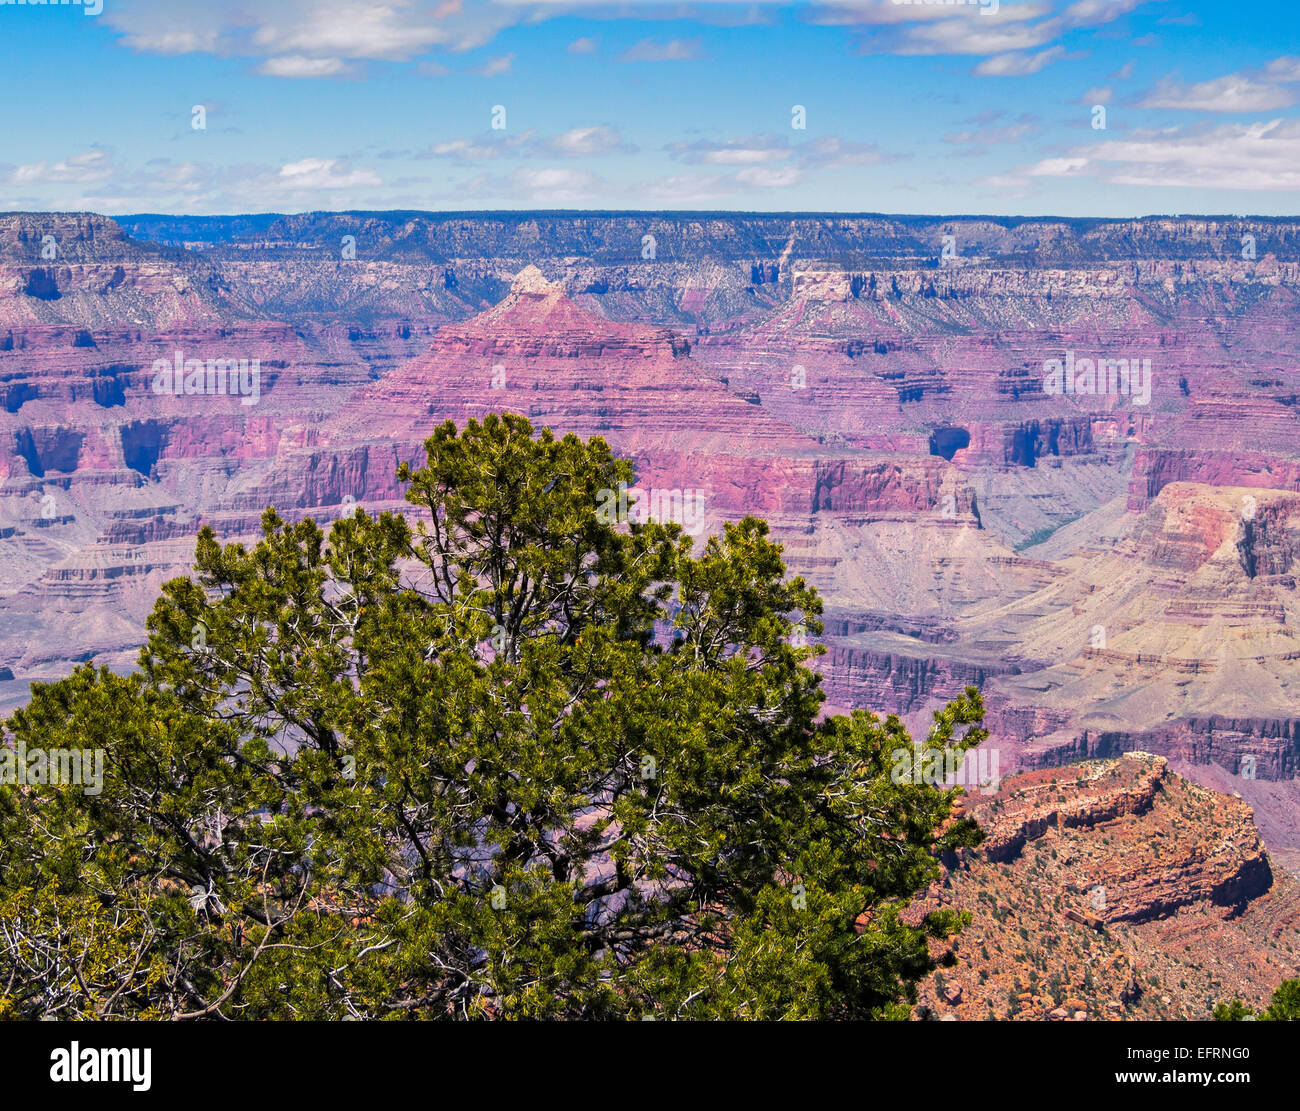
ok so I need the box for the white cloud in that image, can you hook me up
[1018,118,1300,191]
[798,136,892,167]
[667,136,792,165]
[428,138,504,161]
[635,161,807,204]
[422,128,630,161]
[249,3,449,60]
[735,165,804,188]
[1060,0,1146,27]
[476,54,515,77]
[258,55,354,78]
[973,45,1065,75]
[275,158,383,190]
[809,1,1052,28]
[1263,56,1300,83]
[508,167,602,204]
[93,0,1165,95]
[843,0,1158,69]
[1025,155,1091,176]
[546,127,633,157]
[898,19,1059,57]
[945,112,1041,144]
[636,173,735,205]
[667,133,892,170]
[116,28,221,54]
[1138,74,1296,112]
[2,148,389,213]
[103,0,521,69]
[621,38,705,62]
[9,151,115,185]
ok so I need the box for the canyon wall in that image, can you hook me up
[3,211,1300,873]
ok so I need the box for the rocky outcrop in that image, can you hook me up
[914,754,1300,1020]
[980,755,1167,866]
[981,755,1274,922]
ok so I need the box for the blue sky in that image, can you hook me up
[2,0,1298,216]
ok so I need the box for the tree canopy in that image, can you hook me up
[1215,977,1300,1021]
[0,413,986,1019]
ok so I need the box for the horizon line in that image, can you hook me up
[9,209,1300,224]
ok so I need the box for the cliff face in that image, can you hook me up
[969,484,1300,813]
[914,754,1300,1021]
[975,755,1273,926]
[1017,719,1300,781]
[817,646,1019,717]
[110,211,1300,267]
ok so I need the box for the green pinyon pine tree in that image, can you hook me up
[1215,977,1300,1021]
[0,413,986,1019]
